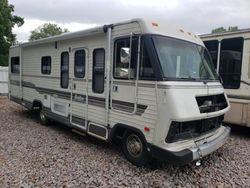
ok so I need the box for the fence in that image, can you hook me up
[0,66,8,95]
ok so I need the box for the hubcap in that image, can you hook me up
[40,111,46,121]
[126,134,143,158]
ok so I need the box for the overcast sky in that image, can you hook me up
[9,0,250,42]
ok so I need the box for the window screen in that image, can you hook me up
[11,57,20,74]
[114,37,138,79]
[204,40,219,69]
[219,37,243,89]
[92,49,105,93]
[61,52,69,88]
[74,50,85,78]
[41,56,51,74]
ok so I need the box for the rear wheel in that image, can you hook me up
[121,131,150,166]
[39,108,49,126]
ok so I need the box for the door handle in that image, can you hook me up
[113,85,118,92]
[73,83,76,90]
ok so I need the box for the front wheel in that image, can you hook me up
[39,108,49,126]
[121,131,150,166]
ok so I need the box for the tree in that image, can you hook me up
[211,27,227,34]
[29,23,69,41]
[228,26,238,32]
[0,0,24,66]
[211,26,239,34]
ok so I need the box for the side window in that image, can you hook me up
[114,37,138,79]
[11,57,20,74]
[61,52,69,88]
[219,37,243,89]
[139,39,155,79]
[203,40,219,69]
[74,50,85,78]
[92,49,105,93]
[41,56,51,74]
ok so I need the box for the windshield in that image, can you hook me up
[153,36,218,80]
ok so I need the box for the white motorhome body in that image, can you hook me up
[0,66,8,95]
[201,29,250,127]
[9,18,230,166]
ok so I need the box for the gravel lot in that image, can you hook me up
[0,96,249,187]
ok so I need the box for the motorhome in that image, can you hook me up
[201,29,250,127]
[9,18,230,166]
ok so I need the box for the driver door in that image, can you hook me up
[110,35,140,114]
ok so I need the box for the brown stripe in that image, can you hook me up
[20,81,148,115]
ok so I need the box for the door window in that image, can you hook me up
[74,50,85,78]
[113,37,138,79]
[92,49,105,93]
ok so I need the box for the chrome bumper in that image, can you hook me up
[190,126,231,160]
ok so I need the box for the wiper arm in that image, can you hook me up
[201,76,217,81]
[178,76,198,80]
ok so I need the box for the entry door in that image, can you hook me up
[9,56,22,99]
[70,48,88,130]
[110,36,140,114]
[86,48,106,125]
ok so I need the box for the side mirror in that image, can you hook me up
[120,47,130,64]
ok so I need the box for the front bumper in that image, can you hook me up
[190,126,230,161]
[149,126,231,165]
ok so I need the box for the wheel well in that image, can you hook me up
[111,126,127,141]
[32,100,42,110]
[110,124,147,143]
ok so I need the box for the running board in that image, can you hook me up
[72,129,86,137]
[88,122,108,140]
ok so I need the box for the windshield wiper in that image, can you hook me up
[201,76,217,81]
[177,76,198,81]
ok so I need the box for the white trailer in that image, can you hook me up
[201,29,250,127]
[9,18,230,166]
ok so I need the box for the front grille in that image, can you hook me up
[166,116,224,143]
[196,94,228,113]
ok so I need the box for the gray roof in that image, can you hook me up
[15,19,139,48]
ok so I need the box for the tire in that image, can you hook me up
[121,131,150,167]
[39,108,49,126]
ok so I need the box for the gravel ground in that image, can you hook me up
[0,96,249,188]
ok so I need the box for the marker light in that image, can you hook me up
[152,22,158,27]
[144,127,150,132]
